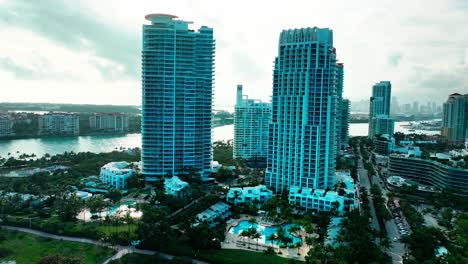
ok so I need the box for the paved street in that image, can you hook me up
[385,219,406,264]
[356,144,406,264]
[357,157,380,232]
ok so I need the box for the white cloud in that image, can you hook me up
[1,0,467,107]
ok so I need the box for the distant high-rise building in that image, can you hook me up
[390,96,400,115]
[340,99,350,147]
[371,116,395,137]
[141,14,214,180]
[233,85,271,160]
[89,113,129,132]
[265,27,339,192]
[412,101,420,114]
[368,81,394,138]
[402,103,412,114]
[0,115,14,137]
[441,93,468,145]
[38,113,79,136]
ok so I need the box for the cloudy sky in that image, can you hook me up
[0,0,467,109]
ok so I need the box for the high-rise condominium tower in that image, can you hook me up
[441,93,468,145]
[233,85,271,160]
[265,27,340,192]
[336,63,345,150]
[368,81,394,138]
[141,14,214,180]
[340,99,350,146]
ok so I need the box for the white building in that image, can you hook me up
[233,85,271,160]
[100,162,134,190]
[195,201,231,226]
[164,176,189,195]
[0,115,14,137]
[289,171,358,215]
[226,185,273,204]
[89,113,129,132]
[38,113,79,136]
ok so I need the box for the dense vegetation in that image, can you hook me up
[0,229,114,264]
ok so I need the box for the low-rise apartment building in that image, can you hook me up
[99,161,134,190]
[388,154,468,193]
[226,185,273,204]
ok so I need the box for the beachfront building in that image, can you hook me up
[195,202,231,226]
[100,162,134,190]
[388,153,468,193]
[0,115,14,137]
[265,27,340,192]
[368,81,394,138]
[441,93,468,145]
[164,176,189,196]
[233,85,271,160]
[89,113,129,132]
[141,14,214,181]
[38,113,79,136]
[226,185,273,204]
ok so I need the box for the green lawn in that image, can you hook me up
[0,229,115,264]
[139,238,298,264]
[97,224,138,236]
[112,251,295,264]
[198,249,294,264]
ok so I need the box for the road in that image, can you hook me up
[357,156,380,233]
[365,152,407,264]
[357,143,406,264]
[1,225,209,264]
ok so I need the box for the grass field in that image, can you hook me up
[112,250,295,264]
[198,249,293,264]
[0,229,115,264]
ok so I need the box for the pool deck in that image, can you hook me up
[222,215,314,261]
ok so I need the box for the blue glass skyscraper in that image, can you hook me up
[368,81,394,138]
[142,14,214,180]
[265,27,340,192]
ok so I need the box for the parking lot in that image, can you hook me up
[388,202,411,238]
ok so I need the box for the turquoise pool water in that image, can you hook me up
[229,220,302,245]
[108,200,137,215]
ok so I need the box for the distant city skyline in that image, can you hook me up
[0,0,467,107]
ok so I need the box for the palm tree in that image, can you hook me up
[252,230,262,251]
[294,242,302,255]
[305,236,315,249]
[240,230,249,245]
[288,224,301,237]
[379,236,391,251]
[267,234,279,253]
[246,227,257,248]
[124,212,133,243]
[248,217,257,228]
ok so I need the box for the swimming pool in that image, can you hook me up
[108,201,137,216]
[229,220,302,245]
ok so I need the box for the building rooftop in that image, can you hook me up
[196,201,230,221]
[145,13,178,21]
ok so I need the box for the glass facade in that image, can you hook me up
[141,14,214,180]
[233,84,271,160]
[389,155,468,193]
[265,27,340,192]
[368,81,394,138]
[441,93,468,145]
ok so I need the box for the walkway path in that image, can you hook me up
[1,226,208,264]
